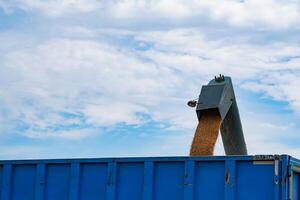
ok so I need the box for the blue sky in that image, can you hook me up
[1,0,300,159]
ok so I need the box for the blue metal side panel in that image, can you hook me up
[44,164,70,200]
[224,160,236,200]
[35,164,45,200]
[236,161,274,200]
[1,164,12,200]
[183,160,195,200]
[0,155,299,200]
[79,163,107,200]
[281,155,290,200]
[106,162,117,200]
[0,165,2,199]
[11,165,36,200]
[143,161,154,200]
[116,162,144,200]
[293,172,299,200]
[194,161,224,200]
[153,162,184,200]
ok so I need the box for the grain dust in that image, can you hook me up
[190,110,221,156]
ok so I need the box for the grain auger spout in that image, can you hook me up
[188,75,248,156]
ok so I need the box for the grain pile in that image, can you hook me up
[190,110,222,156]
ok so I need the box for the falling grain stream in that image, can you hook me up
[190,110,222,156]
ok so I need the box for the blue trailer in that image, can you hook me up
[0,154,299,200]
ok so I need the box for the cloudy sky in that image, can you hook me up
[0,0,300,159]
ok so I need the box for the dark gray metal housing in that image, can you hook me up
[196,76,248,155]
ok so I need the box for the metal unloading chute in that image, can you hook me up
[188,75,248,155]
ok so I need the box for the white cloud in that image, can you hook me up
[0,37,184,138]
[109,0,300,30]
[194,0,300,28]
[0,0,102,16]
[83,102,147,126]
[24,127,98,139]
[1,0,300,29]
[242,72,300,114]
[1,27,300,141]
[110,0,191,20]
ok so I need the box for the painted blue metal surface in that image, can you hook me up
[0,155,299,200]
